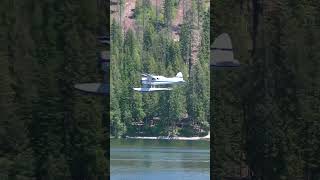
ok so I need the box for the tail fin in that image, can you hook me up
[176,72,183,78]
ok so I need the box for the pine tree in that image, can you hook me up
[164,0,174,27]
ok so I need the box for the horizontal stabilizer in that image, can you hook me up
[210,59,240,68]
[74,83,109,95]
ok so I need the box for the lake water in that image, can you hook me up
[111,139,210,180]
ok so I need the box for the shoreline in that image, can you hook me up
[111,132,210,141]
[125,136,209,141]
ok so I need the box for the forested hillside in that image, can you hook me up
[212,0,320,179]
[0,0,109,179]
[110,0,210,137]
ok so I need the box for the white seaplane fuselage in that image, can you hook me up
[141,76,185,85]
[133,72,185,92]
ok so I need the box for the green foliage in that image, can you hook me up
[111,1,210,137]
[164,0,174,26]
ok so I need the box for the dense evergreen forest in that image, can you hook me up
[212,0,320,179]
[110,0,210,137]
[2,0,319,179]
[0,0,109,179]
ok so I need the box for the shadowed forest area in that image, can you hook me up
[211,0,320,179]
[0,0,109,179]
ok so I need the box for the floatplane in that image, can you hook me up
[133,72,186,92]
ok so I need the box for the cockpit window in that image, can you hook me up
[152,78,156,80]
